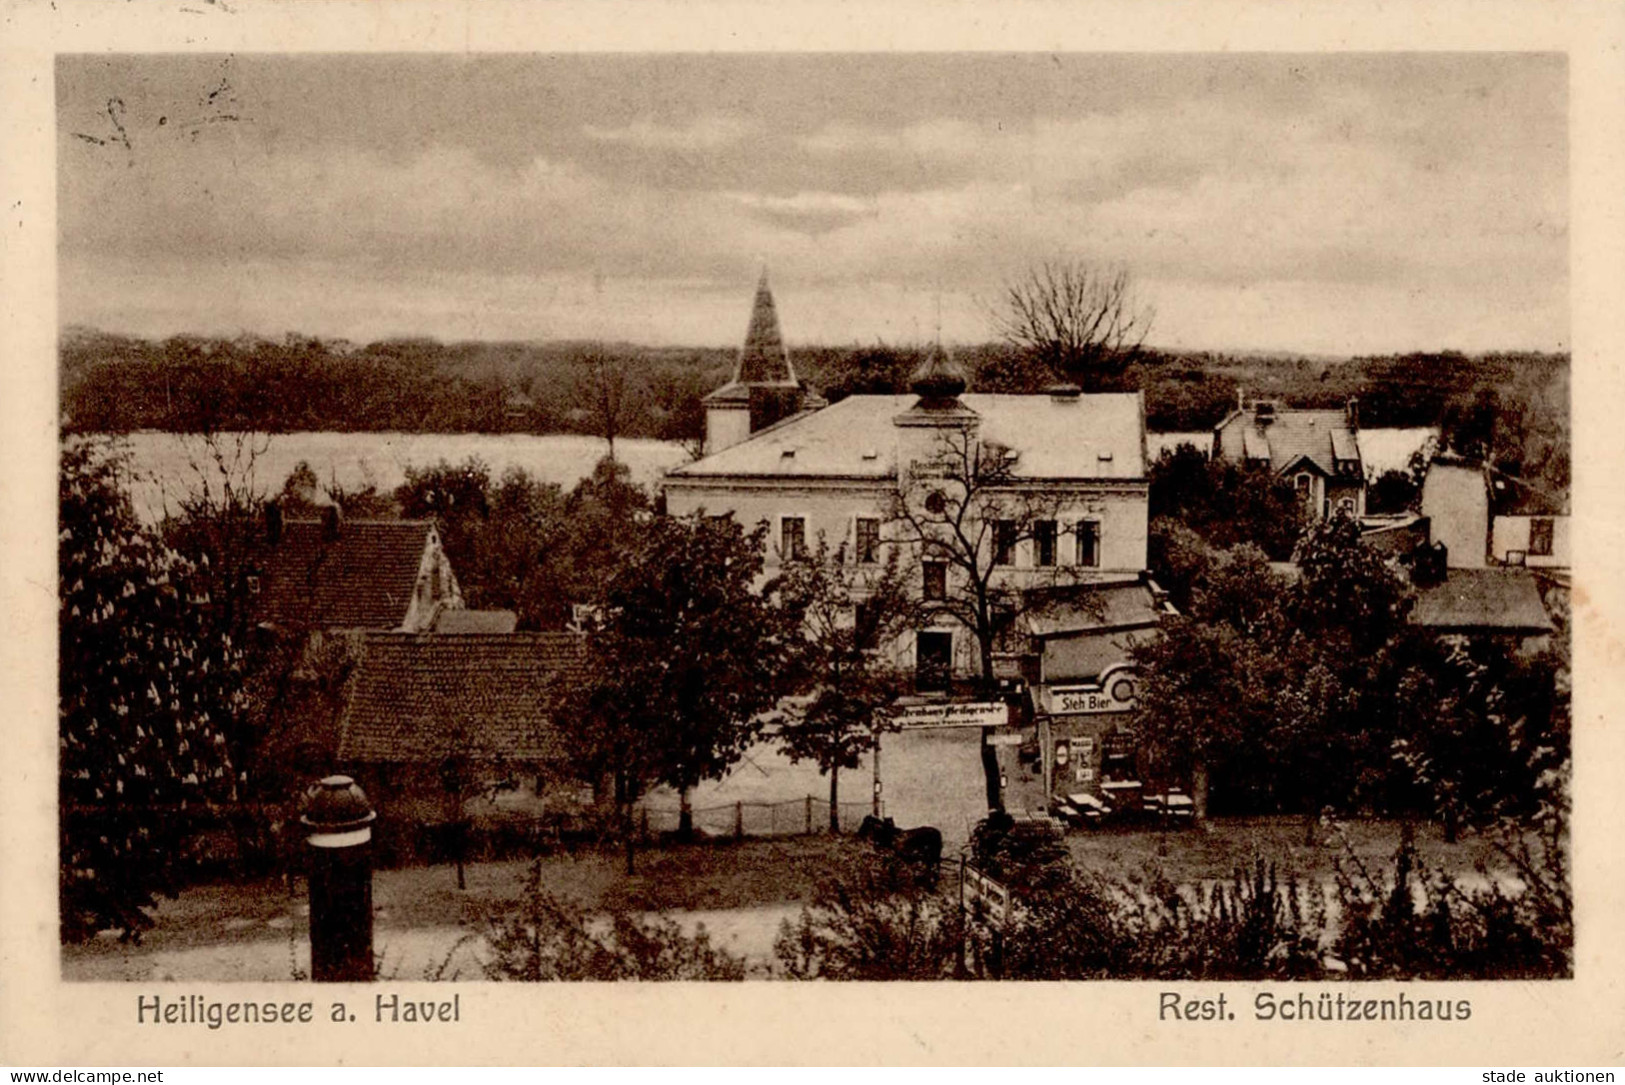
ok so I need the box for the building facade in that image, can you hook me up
[1213,398,1366,522]
[664,278,1158,822]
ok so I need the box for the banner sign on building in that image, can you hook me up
[890,701,1010,729]
[1045,666,1138,715]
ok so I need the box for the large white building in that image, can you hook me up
[663,277,1164,824]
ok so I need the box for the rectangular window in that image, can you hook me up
[781,516,806,561]
[916,630,953,692]
[1034,520,1057,567]
[1075,519,1100,568]
[922,560,947,601]
[853,600,879,651]
[855,518,880,564]
[1529,517,1554,557]
[993,519,1017,566]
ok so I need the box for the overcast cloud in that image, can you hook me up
[57,54,1567,354]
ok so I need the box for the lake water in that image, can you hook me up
[86,426,1438,524]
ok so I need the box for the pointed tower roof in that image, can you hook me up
[733,270,799,387]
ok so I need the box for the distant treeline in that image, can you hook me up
[60,329,1567,465]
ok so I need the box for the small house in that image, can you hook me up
[1213,398,1365,522]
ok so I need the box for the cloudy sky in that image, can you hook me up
[57,53,1566,354]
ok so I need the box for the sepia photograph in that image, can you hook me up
[49,49,1578,993]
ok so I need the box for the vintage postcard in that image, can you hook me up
[3,0,1623,1067]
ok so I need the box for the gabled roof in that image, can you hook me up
[431,608,518,634]
[256,518,433,630]
[338,632,589,764]
[1411,568,1552,635]
[670,392,1147,481]
[1217,408,1361,477]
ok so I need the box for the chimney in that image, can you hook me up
[1045,382,1082,404]
[1345,397,1360,431]
[265,501,284,546]
[321,503,343,542]
[1253,401,1276,426]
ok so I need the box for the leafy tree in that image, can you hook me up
[557,456,652,613]
[1367,468,1421,515]
[1287,514,1411,658]
[1135,520,1412,823]
[773,539,919,830]
[992,259,1154,391]
[562,511,801,870]
[59,442,246,939]
[1148,443,1306,562]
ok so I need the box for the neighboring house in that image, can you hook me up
[1410,566,1553,653]
[665,277,1155,820]
[1419,457,1490,568]
[335,632,594,832]
[1212,398,1365,521]
[1492,514,1570,571]
[1016,578,1174,816]
[251,505,463,634]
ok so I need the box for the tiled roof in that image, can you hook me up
[256,518,431,630]
[338,633,589,764]
[670,392,1147,481]
[1411,568,1552,635]
[1218,408,1361,477]
[432,608,518,634]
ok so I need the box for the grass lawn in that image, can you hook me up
[65,833,867,958]
[64,815,1539,967]
[1064,815,1529,889]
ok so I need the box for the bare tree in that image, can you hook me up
[886,427,1100,691]
[993,260,1153,391]
[577,344,630,462]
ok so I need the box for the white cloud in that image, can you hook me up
[581,115,756,151]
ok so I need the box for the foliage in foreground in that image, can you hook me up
[60,442,247,941]
[772,812,1570,982]
[481,862,748,981]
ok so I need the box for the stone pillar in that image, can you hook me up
[300,775,377,982]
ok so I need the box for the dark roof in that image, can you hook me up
[732,270,799,387]
[1411,568,1552,635]
[432,608,518,634]
[257,518,433,630]
[1217,406,1361,477]
[338,632,589,764]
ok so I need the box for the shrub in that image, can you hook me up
[482,861,747,981]
[774,852,962,980]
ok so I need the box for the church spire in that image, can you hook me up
[733,268,799,387]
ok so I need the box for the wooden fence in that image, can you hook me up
[636,796,875,840]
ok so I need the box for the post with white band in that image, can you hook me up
[299,775,378,982]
